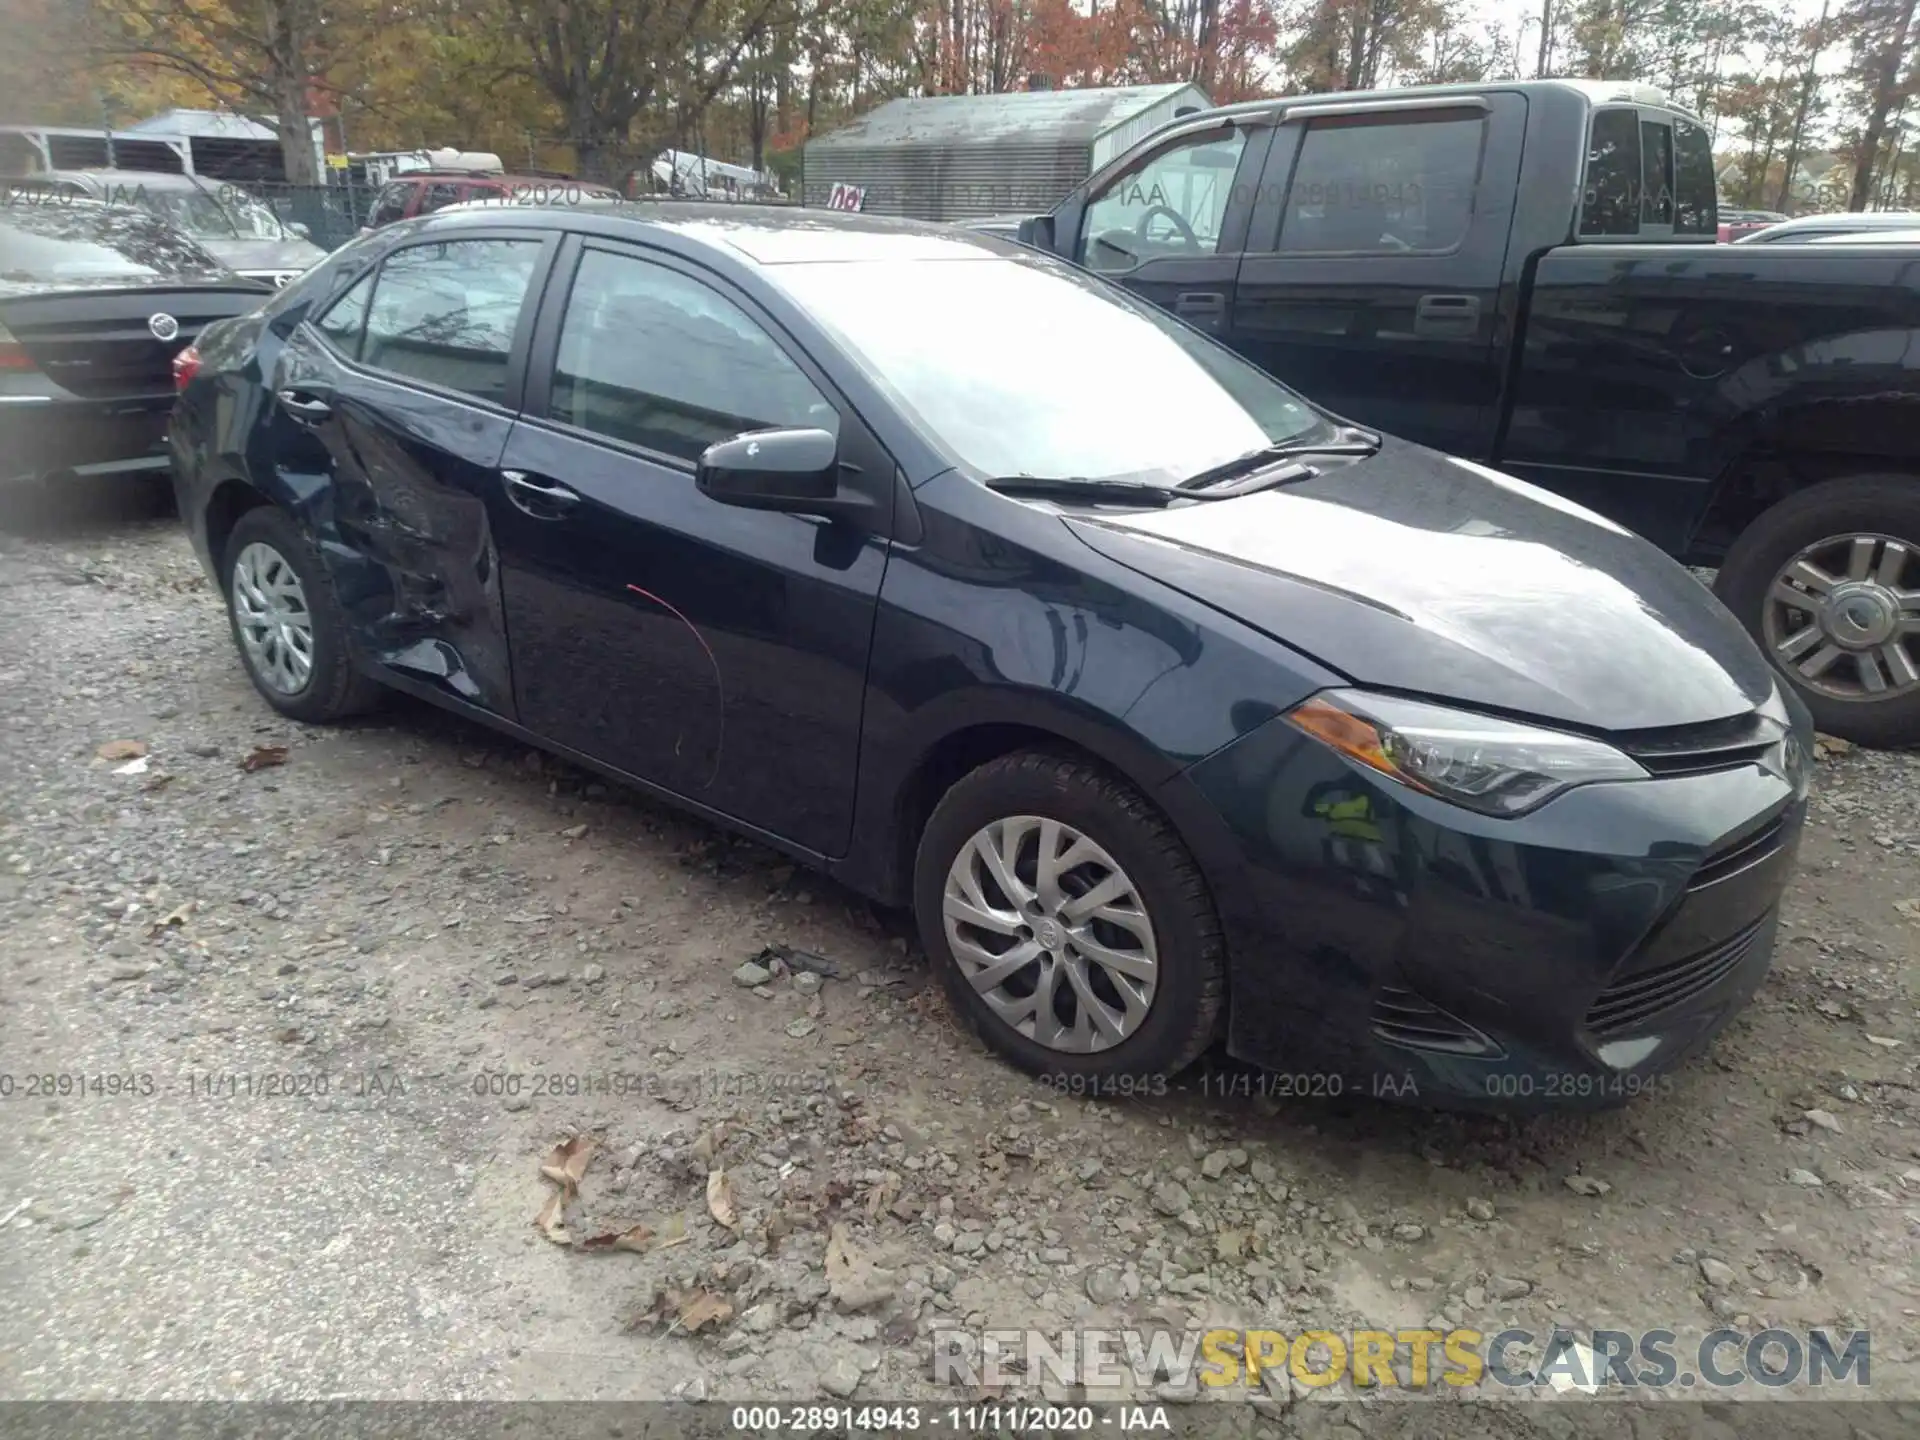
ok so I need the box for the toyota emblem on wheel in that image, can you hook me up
[148,312,180,342]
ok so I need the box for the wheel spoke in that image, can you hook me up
[1060,870,1130,922]
[1855,649,1889,694]
[1882,641,1920,690]
[1768,580,1820,614]
[1876,541,1910,588]
[1783,558,1838,595]
[1061,959,1126,1045]
[972,826,1033,910]
[944,891,1021,937]
[1773,625,1823,662]
[1071,931,1158,984]
[962,939,1043,995]
[1846,537,1876,581]
[1797,642,1845,679]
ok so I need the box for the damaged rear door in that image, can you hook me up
[271,229,557,715]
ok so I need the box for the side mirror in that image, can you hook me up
[1015,214,1057,253]
[696,427,872,522]
[289,221,311,239]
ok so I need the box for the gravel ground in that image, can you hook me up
[2,477,1918,1429]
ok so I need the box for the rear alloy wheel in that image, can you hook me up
[914,750,1225,1082]
[1716,475,1920,748]
[1763,532,1919,703]
[222,504,384,724]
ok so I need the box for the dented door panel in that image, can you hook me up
[271,325,519,716]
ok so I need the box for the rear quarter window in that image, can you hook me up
[1672,117,1716,235]
[1580,109,1642,237]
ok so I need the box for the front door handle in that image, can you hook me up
[502,469,580,518]
[276,388,332,422]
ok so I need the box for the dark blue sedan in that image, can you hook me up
[169,204,1812,1107]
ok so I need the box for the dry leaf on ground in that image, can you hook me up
[539,1136,594,1193]
[532,1188,572,1245]
[580,1223,655,1254]
[239,745,289,772]
[706,1168,739,1230]
[96,739,147,761]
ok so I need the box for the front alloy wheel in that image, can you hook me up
[914,750,1225,1082]
[942,815,1159,1052]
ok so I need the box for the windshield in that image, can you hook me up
[0,203,230,282]
[772,256,1323,484]
[140,187,278,239]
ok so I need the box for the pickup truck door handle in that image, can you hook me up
[1175,290,1227,321]
[1414,294,1481,337]
[501,470,580,518]
[275,388,332,422]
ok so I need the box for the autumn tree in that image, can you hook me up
[1838,0,1919,208]
[86,0,364,183]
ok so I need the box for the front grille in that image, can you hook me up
[1371,986,1504,1058]
[1618,710,1778,777]
[1584,913,1768,1037]
[1689,814,1788,892]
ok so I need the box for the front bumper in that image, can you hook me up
[1175,712,1808,1109]
[0,390,173,482]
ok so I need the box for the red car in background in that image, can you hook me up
[1717,207,1788,242]
[360,169,621,232]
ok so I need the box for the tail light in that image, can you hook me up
[0,319,35,372]
[172,343,202,390]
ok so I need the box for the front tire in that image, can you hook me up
[223,505,383,724]
[912,750,1226,1083]
[1715,474,1920,749]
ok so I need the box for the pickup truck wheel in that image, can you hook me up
[1714,475,1920,748]
[913,750,1226,1084]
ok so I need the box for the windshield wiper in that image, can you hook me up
[1178,426,1383,491]
[985,475,1189,508]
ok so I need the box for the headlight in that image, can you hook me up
[1284,689,1648,817]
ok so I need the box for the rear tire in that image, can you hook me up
[1714,474,1920,748]
[912,749,1225,1084]
[222,505,383,724]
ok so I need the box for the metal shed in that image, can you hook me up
[802,83,1211,221]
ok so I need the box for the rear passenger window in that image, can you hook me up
[1672,117,1717,235]
[1580,109,1642,236]
[549,248,837,462]
[360,238,540,403]
[314,271,374,357]
[419,182,463,215]
[1277,111,1484,253]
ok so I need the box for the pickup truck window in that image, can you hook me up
[1580,108,1642,237]
[1080,129,1249,273]
[1640,121,1675,227]
[1276,111,1484,254]
[1672,117,1716,234]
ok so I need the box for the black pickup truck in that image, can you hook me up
[1007,79,1920,747]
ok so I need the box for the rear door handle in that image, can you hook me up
[1414,294,1481,336]
[502,469,580,518]
[276,388,332,422]
[1174,290,1226,321]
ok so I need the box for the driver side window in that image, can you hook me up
[1078,130,1248,273]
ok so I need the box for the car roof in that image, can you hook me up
[412,200,1022,264]
[1742,211,1920,238]
[19,168,209,191]
[1811,228,1920,244]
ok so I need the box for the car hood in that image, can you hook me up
[196,237,327,273]
[1064,442,1775,733]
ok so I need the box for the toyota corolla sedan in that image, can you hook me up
[170,205,1811,1108]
